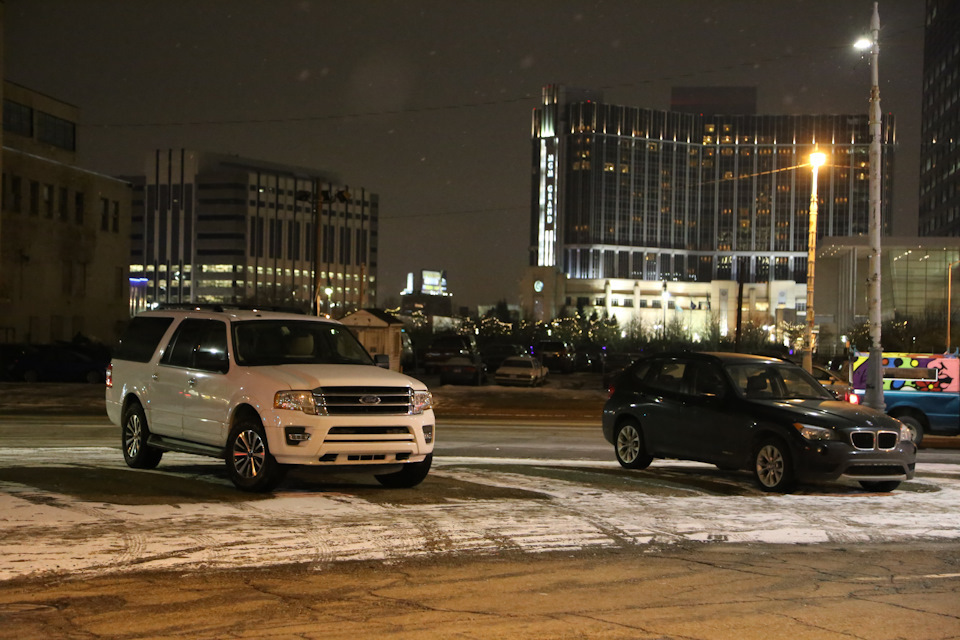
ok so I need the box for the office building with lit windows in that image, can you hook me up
[919,0,960,236]
[129,150,378,316]
[524,85,896,340]
[1,81,132,344]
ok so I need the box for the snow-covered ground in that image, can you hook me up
[1,447,959,582]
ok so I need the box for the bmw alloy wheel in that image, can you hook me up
[755,444,784,488]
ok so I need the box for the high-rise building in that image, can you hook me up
[129,150,378,316]
[0,81,132,344]
[918,0,960,236]
[524,85,896,335]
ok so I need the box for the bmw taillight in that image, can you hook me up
[847,391,859,405]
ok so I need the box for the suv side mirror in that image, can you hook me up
[374,353,390,369]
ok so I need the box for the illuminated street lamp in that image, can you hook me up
[324,283,334,317]
[802,151,827,374]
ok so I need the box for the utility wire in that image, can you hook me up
[83,24,921,129]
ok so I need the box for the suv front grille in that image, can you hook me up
[313,386,414,416]
[850,430,900,451]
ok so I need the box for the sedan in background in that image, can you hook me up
[812,365,855,402]
[603,352,916,493]
[437,356,485,386]
[495,355,548,387]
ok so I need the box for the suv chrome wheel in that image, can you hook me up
[232,427,266,479]
[226,419,286,492]
[121,402,162,469]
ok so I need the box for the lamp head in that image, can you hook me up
[810,152,827,168]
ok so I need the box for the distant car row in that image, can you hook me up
[438,354,548,387]
[416,335,602,381]
[0,342,110,383]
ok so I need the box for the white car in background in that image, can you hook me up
[106,308,435,492]
[495,355,548,387]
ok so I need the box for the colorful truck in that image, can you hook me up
[851,352,960,444]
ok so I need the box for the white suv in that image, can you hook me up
[106,308,435,492]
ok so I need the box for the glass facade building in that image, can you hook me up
[919,0,960,236]
[130,150,378,316]
[530,85,896,286]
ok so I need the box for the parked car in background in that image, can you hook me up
[422,334,480,374]
[437,355,485,386]
[0,343,30,381]
[851,351,960,445]
[603,352,916,493]
[572,343,608,372]
[533,339,576,373]
[495,355,548,387]
[10,342,111,383]
[812,365,854,402]
[481,342,527,373]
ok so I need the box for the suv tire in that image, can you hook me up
[753,437,797,493]
[375,454,432,488]
[121,402,163,469]
[226,418,287,492]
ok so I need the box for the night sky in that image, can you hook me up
[4,0,925,310]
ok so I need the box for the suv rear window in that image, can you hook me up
[114,316,175,362]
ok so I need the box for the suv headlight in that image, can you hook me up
[794,423,838,441]
[411,390,433,415]
[274,390,321,415]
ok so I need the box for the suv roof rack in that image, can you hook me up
[154,303,308,315]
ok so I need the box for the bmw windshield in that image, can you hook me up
[726,362,834,401]
[232,320,373,366]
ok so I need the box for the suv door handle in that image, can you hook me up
[187,378,198,386]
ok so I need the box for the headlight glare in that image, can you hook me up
[274,390,320,415]
[411,390,433,415]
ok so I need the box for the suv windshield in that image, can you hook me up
[232,320,373,367]
[726,362,833,401]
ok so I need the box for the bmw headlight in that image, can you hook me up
[794,423,838,441]
[274,390,322,415]
[898,422,914,442]
[411,390,433,415]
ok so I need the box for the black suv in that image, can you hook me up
[602,352,916,493]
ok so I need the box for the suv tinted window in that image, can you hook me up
[161,319,229,373]
[114,316,174,362]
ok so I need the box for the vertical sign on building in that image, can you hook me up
[538,138,558,267]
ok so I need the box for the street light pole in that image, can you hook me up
[802,151,826,374]
[860,2,885,410]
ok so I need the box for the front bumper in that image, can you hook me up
[792,438,916,483]
[261,408,436,466]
